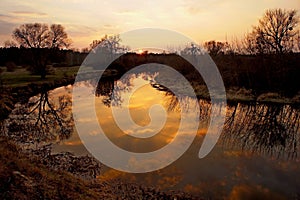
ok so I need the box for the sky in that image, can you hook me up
[0,0,299,49]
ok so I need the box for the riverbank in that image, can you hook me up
[1,66,299,199]
[0,137,200,199]
[0,68,202,199]
[193,84,300,104]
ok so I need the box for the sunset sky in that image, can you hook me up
[0,0,299,49]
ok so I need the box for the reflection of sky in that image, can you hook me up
[51,77,300,199]
[95,77,182,153]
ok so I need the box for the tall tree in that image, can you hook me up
[12,23,71,78]
[252,9,298,54]
[49,24,71,49]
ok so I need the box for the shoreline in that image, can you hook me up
[2,71,299,121]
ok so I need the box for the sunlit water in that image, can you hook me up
[5,72,300,199]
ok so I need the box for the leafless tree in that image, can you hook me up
[12,23,71,78]
[242,31,261,54]
[13,23,71,49]
[251,9,299,54]
[203,40,227,56]
[50,24,71,49]
[90,34,128,54]
[181,43,203,55]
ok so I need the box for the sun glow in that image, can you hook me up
[137,49,144,54]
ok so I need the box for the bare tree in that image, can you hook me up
[181,43,203,55]
[242,31,261,54]
[252,9,299,54]
[50,24,71,49]
[90,34,128,54]
[12,23,71,78]
[13,23,50,48]
[203,40,227,56]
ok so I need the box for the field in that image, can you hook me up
[0,66,79,88]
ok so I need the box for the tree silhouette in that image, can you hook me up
[12,23,71,78]
[203,40,227,56]
[181,43,203,55]
[89,34,128,55]
[249,9,298,54]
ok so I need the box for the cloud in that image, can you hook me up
[11,11,48,16]
[66,24,98,37]
[0,13,21,23]
[114,10,140,16]
[181,0,226,15]
[0,20,17,35]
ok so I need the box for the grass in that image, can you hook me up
[0,136,199,199]
[0,66,79,88]
[0,137,107,199]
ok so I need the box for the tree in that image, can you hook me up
[203,40,227,56]
[181,43,203,55]
[89,34,128,54]
[87,35,129,69]
[243,31,268,55]
[12,23,71,78]
[251,9,298,54]
[49,24,71,49]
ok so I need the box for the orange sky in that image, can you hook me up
[0,0,299,49]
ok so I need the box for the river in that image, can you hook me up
[4,71,300,199]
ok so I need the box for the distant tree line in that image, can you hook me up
[1,8,299,89]
[0,47,87,70]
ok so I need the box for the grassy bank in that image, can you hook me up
[0,66,79,88]
[0,66,78,121]
[0,137,105,199]
[0,137,199,199]
[108,53,300,104]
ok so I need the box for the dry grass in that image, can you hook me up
[0,137,107,200]
[0,137,199,199]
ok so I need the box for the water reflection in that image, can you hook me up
[3,71,300,198]
[94,73,183,153]
[222,103,300,159]
[94,72,300,159]
[4,86,73,147]
[54,72,300,198]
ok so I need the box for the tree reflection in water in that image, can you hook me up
[165,91,300,159]
[95,72,157,107]
[94,71,300,159]
[5,88,73,148]
[222,103,300,159]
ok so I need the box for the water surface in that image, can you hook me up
[6,72,300,199]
